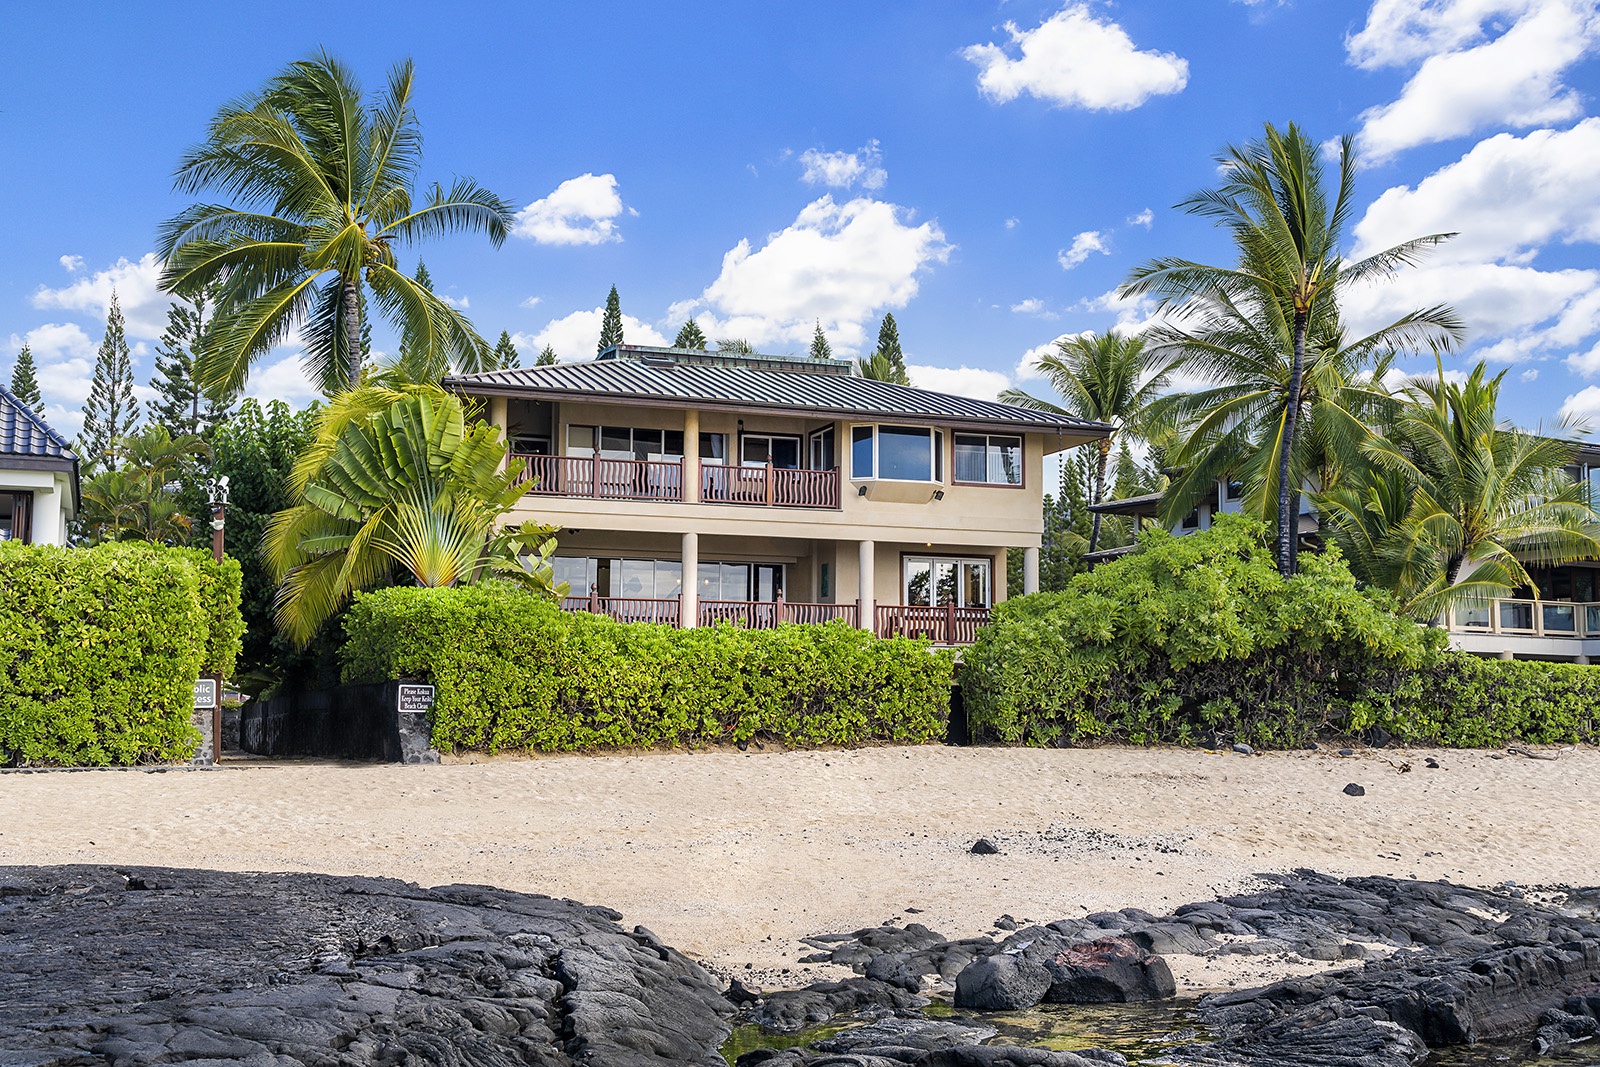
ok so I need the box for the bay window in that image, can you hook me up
[849,425,944,482]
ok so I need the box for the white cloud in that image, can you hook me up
[1127,208,1155,229]
[1073,287,1173,336]
[520,295,542,309]
[440,294,469,309]
[1348,121,1600,370]
[963,4,1189,111]
[1522,367,1541,381]
[58,254,84,273]
[798,141,887,191]
[1011,298,1045,315]
[1560,384,1600,422]
[31,252,171,339]
[1005,217,1020,230]
[908,364,1013,401]
[672,195,951,354]
[512,173,627,245]
[1058,230,1110,270]
[515,309,671,362]
[7,323,97,436]
[243,350,325,409]
[1348,0,1600,161]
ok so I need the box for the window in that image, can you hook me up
[809,426,836,471]
[568,425,684,460]
[700,432,728,461]
[698,562,785,601]
[850,425,943,482]
[903,556,990,608]
[953,434,1022,485]
[1180,509,1201,531]
[1223,481,1244,502]
[0,492,26,544]
[553,557,680,598]
[740,434,801,469]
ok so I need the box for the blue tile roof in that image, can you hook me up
[0,384,76,461]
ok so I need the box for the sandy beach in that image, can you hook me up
[3,744,1597,990]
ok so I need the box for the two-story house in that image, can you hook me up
[0,385,79,546]
[444,344,1110,643]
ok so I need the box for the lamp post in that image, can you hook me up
[206,475,229,762]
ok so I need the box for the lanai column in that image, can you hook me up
[489,397,509,473]
[681,531,699,628]
[683,409,700,502]
[858,539,875,634]
[1023,546,1040,595]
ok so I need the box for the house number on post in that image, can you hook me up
[397,684,436,713]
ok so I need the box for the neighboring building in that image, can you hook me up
[1090,447,1600,663]
[445,344,1110,643]
[0,385,79,546]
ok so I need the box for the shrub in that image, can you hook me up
[342,583,953,751]
[0,541,243,765]
[961,515,1448,748]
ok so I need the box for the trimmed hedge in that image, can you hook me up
[961,515,1598,750]
[0,541,244,765]
[342,583,953,751]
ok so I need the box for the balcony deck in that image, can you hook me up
[514,454,840,509]
[557,593,987,643]
[1448,598,1600,662]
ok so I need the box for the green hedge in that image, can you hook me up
[342,583,953,751]
[0,541,244,765]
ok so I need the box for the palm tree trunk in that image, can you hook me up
[1088,438,1110,555]
[1277,311,1309,577]
[343,279,362,391]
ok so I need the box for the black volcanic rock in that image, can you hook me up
[0,865,733,1066]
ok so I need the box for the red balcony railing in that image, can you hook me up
[700,464,840,509]
[875,603,990,644]
[514,454,683,502]
[697,599,859,628]
[561,594,681,625]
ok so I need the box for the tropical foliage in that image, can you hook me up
[1317,363,1600,619]
[78,426,208,545]
[1123,122,1461,575]
[264,387,560,646]
[158,52,514,396]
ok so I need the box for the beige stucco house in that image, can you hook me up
[446,345,1109,642]
[0,386,78,546]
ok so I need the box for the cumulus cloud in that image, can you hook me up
[58,254,84,273]
[514,309,671,363]
[1010,298,1050,316]
[440,294,470,309]
[798,141,888,191]
[1005,217,1020,230]
[1348,0,1600,161]
[963,3,1189,111]
[1058,230,1110,270]
[1522,367,1541,381]
[1127,208,1155,229]
[1348,121,1600,371]
[243,350,325,409]
[907,364,1014,401]
[512,173,628,245]
[1560,384,1600,421]
[671,195,951,354]
[31,252,171,339]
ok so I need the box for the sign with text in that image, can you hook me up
[193,678,218,709]
[397,684,436,713]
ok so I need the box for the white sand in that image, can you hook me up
[2,745,1596,991]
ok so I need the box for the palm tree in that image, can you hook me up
[159,53,514,397]
[855,351,900,382]
[1001,332,1174,553]
[79,426,208,544]
[1320,362,1600,620]
[1122,122,1461,575]
[264,387,560,645]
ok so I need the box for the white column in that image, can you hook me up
[31,484,61,546]
[858,539,876,632]
[489,397,509,473]
[1023,546,1040,596]
[683,408,700,503]
[680,531,699,628]
[1499,650,1514,661]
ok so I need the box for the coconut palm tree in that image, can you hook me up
[1319,362,1600,620]
[855,351,900,382]
[1122,122,1461,575]
[158,53,514,397]
[1000,332,1175,553]
[264,387,560,645]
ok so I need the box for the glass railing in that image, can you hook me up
[1449,598,1600,638]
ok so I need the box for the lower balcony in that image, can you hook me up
[557,594,989,643]
[1450,598,1600,638]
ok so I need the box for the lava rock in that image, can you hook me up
[1344,783,1367,796]
[1233,743,1254,755]
[749,976,926,1033]
[971,839,1000,855]
[1040,936,1177,1004]
[953,953,1054,1011]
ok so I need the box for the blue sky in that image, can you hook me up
[3,1,1599,439]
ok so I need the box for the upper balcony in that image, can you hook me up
[513,454,841,509]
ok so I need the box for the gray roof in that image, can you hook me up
[445,346,1110,440]
[0,384,77,471]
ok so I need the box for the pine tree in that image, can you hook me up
[492,330,520,370]
[673,318,708,350]
[875,313,909,385]
[80,291,139,471]
[413,260,434,292]
[597,285,624,353]
[394,262,434,377]
[537,344,558,366]
[147,287,232,438]
[809,321,832,361]
[9,343,42,409]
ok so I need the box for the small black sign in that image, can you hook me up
[397,684,436,713]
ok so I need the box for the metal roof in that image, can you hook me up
[445,348,1111,440]
[0,384,76,467]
